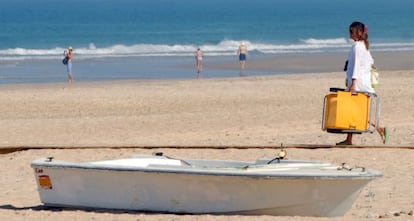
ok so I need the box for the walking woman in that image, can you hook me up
[336,21,388,145]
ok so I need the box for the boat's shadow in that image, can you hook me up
[0,204,170,215]
[0,204,162,215]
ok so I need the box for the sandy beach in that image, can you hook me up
[0,65,413,220]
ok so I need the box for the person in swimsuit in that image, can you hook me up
[195,48,203,78]
[238,42,247,70]
[64,46,74,83]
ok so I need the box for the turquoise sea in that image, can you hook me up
[0,0,413,83]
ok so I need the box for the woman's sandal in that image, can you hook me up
[378,127,389,144]
[383,127,389,144]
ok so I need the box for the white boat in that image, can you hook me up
[31,151,382,217]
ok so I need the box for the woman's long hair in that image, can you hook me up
[349,21,369,50]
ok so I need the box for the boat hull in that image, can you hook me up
[32,157,380,217]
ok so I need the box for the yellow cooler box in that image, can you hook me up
[322,89,380,134]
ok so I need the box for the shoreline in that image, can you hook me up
[208,50,414,73]
[1,50,414,85]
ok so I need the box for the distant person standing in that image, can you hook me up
[237,42,247,70]
[64,46,74,83]
[195,48,203,78]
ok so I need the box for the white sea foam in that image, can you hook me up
[300,38,349,45]
[0,39,413,61]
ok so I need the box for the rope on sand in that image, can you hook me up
[1,144,413,154]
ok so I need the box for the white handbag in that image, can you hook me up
[371,65,379,88]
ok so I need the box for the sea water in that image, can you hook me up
[0,0,413,83]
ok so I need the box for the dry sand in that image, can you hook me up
[0,69,413,220]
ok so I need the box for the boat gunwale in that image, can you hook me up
[31,158,383,180]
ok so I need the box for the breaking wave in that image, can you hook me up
[1,39,413,61]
